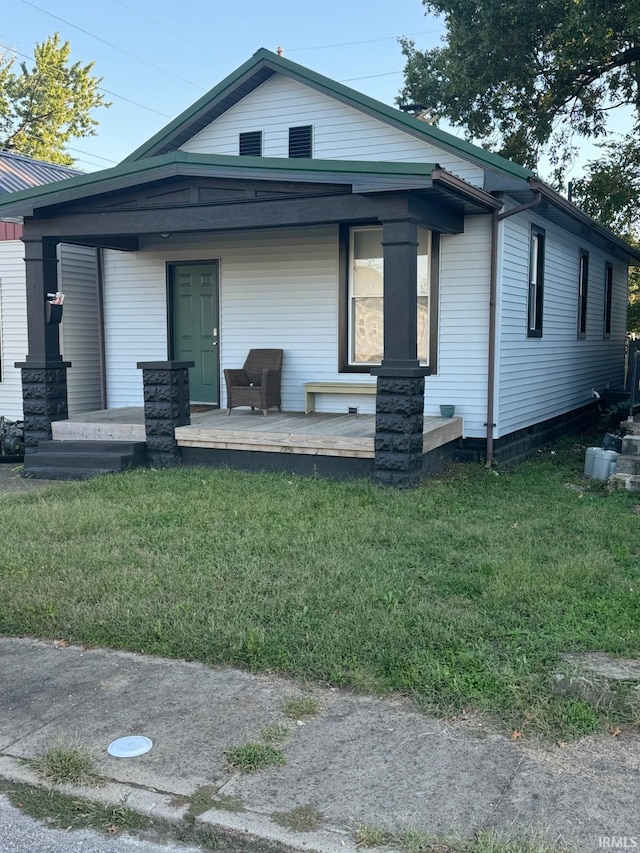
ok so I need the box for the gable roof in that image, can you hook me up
[0,150,81,194]
[122,48,534,182]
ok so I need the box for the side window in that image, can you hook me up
[603,263,613,338]
[578,250,589,338]
[527,226,544,337]
[239,131,262,157]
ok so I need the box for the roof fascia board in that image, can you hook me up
[528,178,640,265]
[0,153,440,217]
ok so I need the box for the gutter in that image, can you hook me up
[485,192,542,468]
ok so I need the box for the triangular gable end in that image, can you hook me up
[122,48,533,184]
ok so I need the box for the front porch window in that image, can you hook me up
[348,225,430,366]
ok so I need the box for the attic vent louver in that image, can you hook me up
[239,131,262,157]
[288,125,312,158]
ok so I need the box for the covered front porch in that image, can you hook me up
[51,405,463,467]
[3,152,499,485]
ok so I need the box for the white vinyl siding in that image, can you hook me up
[103,248,169,408]
[102,223,494,428]
[497,207,627,437]
[0,241,103,419]
[0,240,28,419]
[180,74,484,186]
[58,244,102,414]
[425,216,492,437]
[103,227,339,411]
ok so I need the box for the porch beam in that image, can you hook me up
[24,191,464,241]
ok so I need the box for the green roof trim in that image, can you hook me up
[0,151,438,214]
[122,47,534,182]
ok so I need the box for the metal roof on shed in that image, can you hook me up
[0,150,81,195]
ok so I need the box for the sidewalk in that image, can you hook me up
[0,637,638,852]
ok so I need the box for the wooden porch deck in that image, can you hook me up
[52,408,463,459]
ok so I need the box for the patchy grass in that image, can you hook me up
[272,804,325,833]
[260,723,289,744]
[282,696,319,719]
[223,742,286,773]
[355,825,570,853]
[356,824,393,847]
[7,785,148,834]
[187,785,218,818]
[1,432,639,738]
[31,742,101,787]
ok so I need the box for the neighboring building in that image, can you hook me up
[0,50,638,484]
[0,151,102,419]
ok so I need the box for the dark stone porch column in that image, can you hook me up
[15,236,71,456]
[137,361,194,468]
[372,218,429,488]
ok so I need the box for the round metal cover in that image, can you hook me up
[107,735,153,758]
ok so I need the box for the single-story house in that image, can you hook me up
[0,151,102,421]
[0,48,639,486]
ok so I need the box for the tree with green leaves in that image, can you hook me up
[0,33,109,165]
[572,142,640,334]
[399,0,640,331]
[398,0,640,180]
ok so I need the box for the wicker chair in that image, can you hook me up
[224,349,283,415]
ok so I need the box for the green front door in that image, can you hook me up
[170,262,219,404]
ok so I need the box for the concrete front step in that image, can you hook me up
[23,440,147,481]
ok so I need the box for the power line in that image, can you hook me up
[286,29,441,52]
[110,0,234,66]
[0,42,173,119]
[340,70,403,82]
[20,0,206,90]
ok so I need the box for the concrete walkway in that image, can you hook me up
[0,638,638,852]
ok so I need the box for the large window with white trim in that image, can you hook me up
[347,225,430,366]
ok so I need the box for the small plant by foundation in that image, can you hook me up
[261,723,289,744]
[223,742,286,773]
[282,696,319,719]
[272,804,324,833]
[32,742,101,786]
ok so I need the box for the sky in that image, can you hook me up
[2,0,629,180]
[4,0,446,172]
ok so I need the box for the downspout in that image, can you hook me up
[485,192,542,468]
[95,247,108,410]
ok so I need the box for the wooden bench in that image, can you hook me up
[304,381,377,414]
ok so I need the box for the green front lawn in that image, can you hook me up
[1,437,638,737]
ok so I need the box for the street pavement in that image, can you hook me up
[0,637,638,852]
[0,793,202,853]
